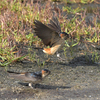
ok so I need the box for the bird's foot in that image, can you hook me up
[28,83,40,89]
[28,83,34,89]
[57,53,66,61]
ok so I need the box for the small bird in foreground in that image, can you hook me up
[34,17,69,60]
[7,69,50,88]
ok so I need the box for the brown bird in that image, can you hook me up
[34,17,69,60]
[7,69,50,88]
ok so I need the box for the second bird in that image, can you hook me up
[7,69,50,88]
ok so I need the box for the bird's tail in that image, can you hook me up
[7,71,20,74]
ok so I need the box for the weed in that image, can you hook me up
[91,52,100,63]
[0,0,99,66]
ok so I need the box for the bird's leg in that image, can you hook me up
[28,83,39,89]
[28,83,34,89]
[56,52,66,61]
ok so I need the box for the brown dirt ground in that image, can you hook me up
[0,43,100,100]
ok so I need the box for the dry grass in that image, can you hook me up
[0,0,100,66]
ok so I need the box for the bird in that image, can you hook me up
[34,17,69,60]
[7,69,51,88]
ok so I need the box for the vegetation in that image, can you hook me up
[61,0,96,4]
[0,0,100,66]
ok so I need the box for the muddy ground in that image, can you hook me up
[0,42,100,100]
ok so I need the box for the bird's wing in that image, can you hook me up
[7,71,21,74]
[7,71,26,80]
[7,71,42,82]
[48,17,61,34]
[34,20,60,46]
[25,72,41,78]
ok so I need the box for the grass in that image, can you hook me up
[52,0,97,4]
[0,0,100,66]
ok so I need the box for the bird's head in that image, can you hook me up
[42,69,51,78]
[60,32,69,40]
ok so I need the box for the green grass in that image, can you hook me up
[0,0,100,66]
[57,0,96,4]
